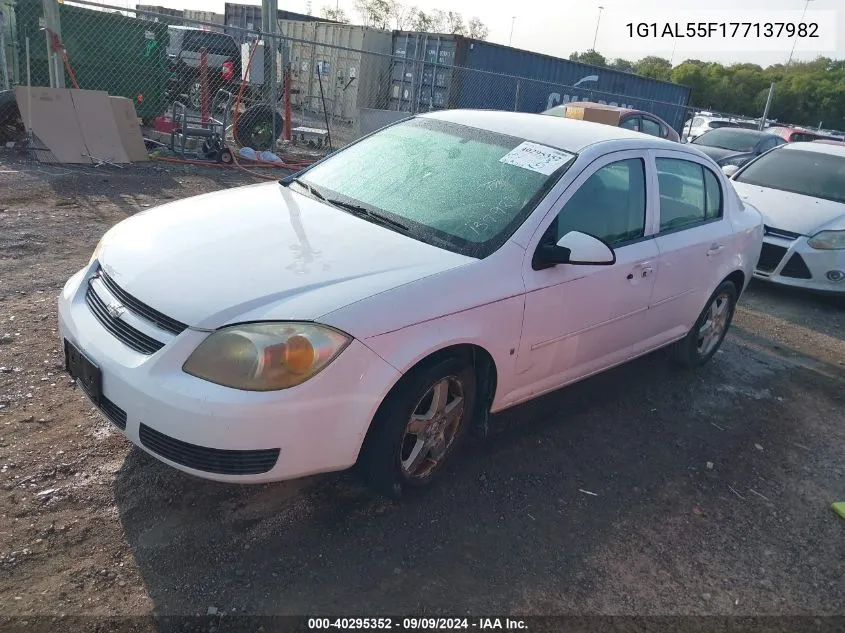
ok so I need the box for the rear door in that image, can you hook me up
[646,150,734,344]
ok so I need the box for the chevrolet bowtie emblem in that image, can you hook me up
[107,301,125,319]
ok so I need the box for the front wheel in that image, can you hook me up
[669,281,738,367]
[358,357,477,498]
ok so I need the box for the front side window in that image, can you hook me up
[657,158,710,231]
[297,117,576,258]
[550,158,646,246]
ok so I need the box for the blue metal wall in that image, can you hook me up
[459,40,691,131]
[387,33,692,132]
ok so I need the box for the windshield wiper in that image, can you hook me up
[324,198,410,233]
[287,178,327,202]
[287,178,410,233]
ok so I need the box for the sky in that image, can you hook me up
[122,0,844,67]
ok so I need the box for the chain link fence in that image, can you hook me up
[5,0,695,156]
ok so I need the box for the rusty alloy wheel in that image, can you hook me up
[399,375,466,481]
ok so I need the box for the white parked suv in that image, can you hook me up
[58,110,764,496]
[683,114,758,143]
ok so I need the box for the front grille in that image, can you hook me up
[85,284,165,355]
[99,395,127,430]
[98,269,188,335]
[139,423,280,475]
[764,225,802,240]
[781,253,812,279]
[756,243,788,273]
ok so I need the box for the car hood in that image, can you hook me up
[97,182,473,330]
[693,145,747,163]
[730,181,845,235]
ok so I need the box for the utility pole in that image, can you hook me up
[509,16,516,46]
[262,0,279,149]
[786,0,813,65]
[592,6,603,51]
[759,82,775,130]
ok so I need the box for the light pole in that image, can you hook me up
[592,6,604,51]
[509,16,516,46]
[786,0,813,65]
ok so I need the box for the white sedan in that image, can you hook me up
[58,110,763,496]
[725,141,845,294]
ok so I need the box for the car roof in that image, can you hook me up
[421,109,679,153]
[702,127,775,138]
[783,141,845,157]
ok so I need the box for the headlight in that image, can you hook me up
[183,322,351,391]
[807,230,845,250]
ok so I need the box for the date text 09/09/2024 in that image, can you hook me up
[626,22,819,39]
[307,618,528,630]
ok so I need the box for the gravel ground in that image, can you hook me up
[0,153,843,624]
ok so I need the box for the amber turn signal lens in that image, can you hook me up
[284,335,316,374]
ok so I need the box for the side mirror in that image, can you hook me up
[532,231,615,270]
[721,164,739,178]
[559,231,616,265]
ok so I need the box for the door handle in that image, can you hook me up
[641,266,654,278]
[707,244,725,256]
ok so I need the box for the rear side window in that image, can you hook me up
[620,116,640,132]
[657,158,707,232]
[183,31,239,56]
[703,168,723,219]
[640,117,661,137]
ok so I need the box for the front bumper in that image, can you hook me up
[753,233,845,294]
[57,265,401,483]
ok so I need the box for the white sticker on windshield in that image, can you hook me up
[499,142,574,175]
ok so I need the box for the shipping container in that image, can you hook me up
[389,33,692,132]
[388,32,466,114]
[136,5,184,26]
[224,3,334,44]
[183,10,225,32]
[281,20,392,122]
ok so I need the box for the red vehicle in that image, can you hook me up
[766,126,838,143]
[543,101,681,142]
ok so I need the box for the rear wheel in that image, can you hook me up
[359,357,476,498]
[669,281,737,367]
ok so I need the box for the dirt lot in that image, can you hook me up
[1,153,843,625]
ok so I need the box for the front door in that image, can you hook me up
[508,151,659,405]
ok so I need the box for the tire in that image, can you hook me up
[669,281,738,368]
[358,357,477,498]
[235,104,283,151]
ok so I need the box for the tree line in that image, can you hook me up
[569,50,845,131]
[320,0,489,40]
